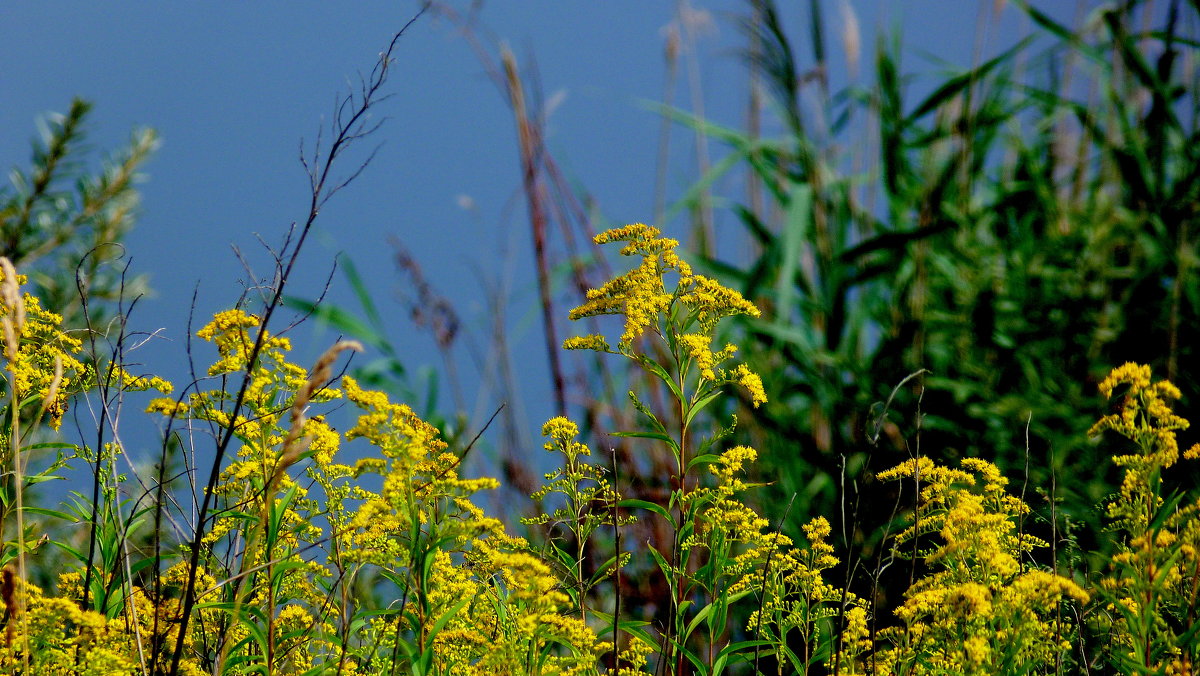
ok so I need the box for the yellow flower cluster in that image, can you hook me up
[678,333,736,381]
[0,267,88,431]
[562,333,611,352]
[425,540,611,676]
[872,456,1087,674]
[342,375,503,564]
[709,444,756,492]
[669,437,867,673]
[1091,362,1200,532]
[141,308,614,672]
[676,274,760,332]
[195,308,293,376]
[566,223,767,407]
[729,362,767,408]
[569,259,675,349]
[745,514,871,673]
[1092,363,1200,671]
[0,567,209,676]
[1090,362,1198,471]
[151,309,344,512]
[541,416,589,456]
[528,415,619,521]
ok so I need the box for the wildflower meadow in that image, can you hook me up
[2,1,1200,674]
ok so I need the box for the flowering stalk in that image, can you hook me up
[1090,363,1200,673]
[566,223,776,673]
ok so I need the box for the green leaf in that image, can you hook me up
[711,638,775,675]
[283,295,390,352]
[588,554,622,587]
[775,181,812,320]
[663,150,745,226]
[906,36,1031,122]
[628,389,668,435]
[645,541,674,579]
[425,597,470,649]
[267,484,301,543]
[618,499,676,529]
[683,602,718,642]
[684,389,724,430]
[23,506,77,521]
[609,430,681,456]
[26,441,78,451]
[752,319,818,357]
[686,453,720,472]
[643,100,762,147]
[45,540,85,563]
[1150,490,1187,533]
[639,356,684,402]
[340,254,384,330]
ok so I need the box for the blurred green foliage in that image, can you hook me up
[670,0,1200,567]
[0,98,157,332]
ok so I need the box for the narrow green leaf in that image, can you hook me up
[686,453,720,472]
[775,182,812,321]
[906,36,1032,122]
[611,428,682,456]
[663,151,745,225]
[684,389,724,429]
[618,499,676,529]
[282,296,389,350]
[639,357,684,402]
[645,541,674,578]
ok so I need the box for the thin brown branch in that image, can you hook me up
[166,9,428,673]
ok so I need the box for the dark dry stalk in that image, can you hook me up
[144,285,201,672]
[909,376,925,588]
[334,549,353,675]
[832,446,866,676]
[1019,412,1031,570]
[654,24,680,227]
[111,264,153,669]
[752,494,796,675]
[150,430,172,673]
[433,2,618,453]
[1049,446,1066,675]
[74,247,130,615]
[501,46,567,417]
[166,11,427,674]
[609,444,624,673]
[390,241,466,413]
[676,0,713,255]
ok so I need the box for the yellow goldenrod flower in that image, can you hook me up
[0,269,88,430]
[565,223,767,412]
[562,333,611,352]
[876,455,1083,674]
[729,362,767,408]
[145,397,189,417]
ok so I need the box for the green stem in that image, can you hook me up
[673,346,689,676]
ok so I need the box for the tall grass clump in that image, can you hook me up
[639,0,1200,564]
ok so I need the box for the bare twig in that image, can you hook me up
[166,9,428,673]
